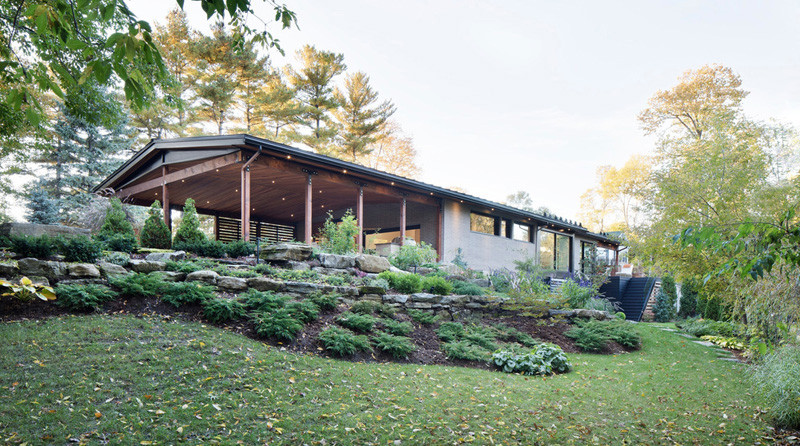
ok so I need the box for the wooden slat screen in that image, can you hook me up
[216,216,295,243]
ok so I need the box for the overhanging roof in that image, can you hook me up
[95,134,620,246]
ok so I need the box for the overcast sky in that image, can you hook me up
[126,0,800,222]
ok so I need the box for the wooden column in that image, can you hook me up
[435,201,443,261]
[161,165,171,230]
[214,214,220,241]
[304,173,313,244]
[241,165,251,241]
[357,185,364,253]
[399,196,407,246]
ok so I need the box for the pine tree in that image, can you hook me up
[154,9,198,133]
[254,72,304,140]
[98,198,135,237]
[191,23,240,135]
[331,71,395,161]
[25,181,60,224]
[679,279,699,318]
[653,289,675,322]
[140,201,172,249]
[285,45,346,152]
[173,198,206,244]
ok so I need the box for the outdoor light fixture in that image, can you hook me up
[181,180,184,182]
[343,169,347,173]
[154,192,158,195]
[391,182,394,185]
[291,214,294,217]
[287,155,291,159]
[271,180,275,184]
[215,169,219,172]
[235,189,238,192]
[206,201,210,204]
[282,197,285,201]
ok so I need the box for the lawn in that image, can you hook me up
[0,315,772,445]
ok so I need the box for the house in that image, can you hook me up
[95,134,621,273]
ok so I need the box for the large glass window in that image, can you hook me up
[596,247,615,266]
[539,230,571,271]
[513,223,531,242]
[470,212,496,235]
[365,228,421,250]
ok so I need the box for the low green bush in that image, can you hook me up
[337,312,376,332]
[10,235,55,259]
[96,233,138,253]
[60,236,103,263]
[493,324,539,348]
[285,300,320,323]
[389,241,437,270]
[421,275,453,295]
[380,318,414,336]
[385,272,422,294]
[436,322,466,342]
[225,240,255,258]
[565,325,607,352]
[110,273,165,298]
[441,340,490,362]
[406,308,438,325]
[203,297,247,323]
[54,284,117,312]
[752,345,800,428]
[372,332,416,359]
[451,280,484,296]
[492,343,571,375]
[560,279,596,309]
[463,330,499,352]
[318,326,372,356]
[309,291,339,311]
[676,318,739,338]
[318,209,358,255]
[164,260,206,274]
[350,300,380,315]
[240,289,290,313]
[565,319,641,352]
[324,274,347,286]
[251,308,304,341]
[213,266,259,278]
[161,282,215,307]
[173,240,226,258]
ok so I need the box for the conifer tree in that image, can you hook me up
[25,181,60,224]
[192,23,240,135]
[140,201,172,249]
[173,198,206,244]
[254,72,304,140]
[331,72,396,161]
[98,198,135,238]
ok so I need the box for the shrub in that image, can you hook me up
[679,279,699,318]
[173,239,225,258]
[164,260,205,274]
[161,282,215,307]
[392,273,422,294]
[372,332,416,359]
[309,291,339,311]
[318,326,372,356]
[1,277,56,302]
[700,335,745,350]
[10,235,55,259]
[421,275,453,295]
[493,324,539,348]
[225,239,255,258]
[582,297,618,313]
[97,233,138,253]
[436,322,466,342]
[441,340,490,362]
[677,318,739,338]
[406,308,438,325]
[560,279,595,309]
[240,289,290,313]
[324,274,347,286]
[492,343,571,375]
[451,280,483,296]
[380,318,413,336]
[251,308,304,341]
[173,198,206,245]
[564,325,607,352]
[752,345,800,428]
[140,201,172,249]
[337,312,376,332]
[202,297,247,323]
[653,289,675,322]
[318,209,358,255]
[463,329,499,351]
[54,284,117,312]
[110,273,165,298]
[566,319,641,352]
[351,300,380,315]
[366,277,389,291]
[60,236,103,263]
[101,251,130,267]
[285,300,320,323]
[96,197,135,239]
[389,242,438,270]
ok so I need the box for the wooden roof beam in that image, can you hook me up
[116,152,242,197]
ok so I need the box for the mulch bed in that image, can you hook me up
[0,294,638,371]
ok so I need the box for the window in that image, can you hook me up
[513,222,531,242]
[470,212,495,235]
[365,227,421,250]
[596,247,615,266]
[581,241,596,274]
[538,230,571,271]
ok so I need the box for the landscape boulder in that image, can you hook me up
[246,277,284,292]
[410,293,437,303]
[574,309,615,321]
[217,276,248,292]
[145,251,186,262]
[318,253,356,269]
[157,271,186,282]
[17,258,66,281]
[0,222,90,239]
[186,270,219,285]
[260,243,313,262]
[0,262,19,278]
[67,263,101,279]
[129,260,166,273]
[355,254,391,273]
[359,285,387,295]
[383,294,409,304]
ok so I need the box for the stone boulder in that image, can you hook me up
[359,285,387,295]
[186,270,219,285]
[260,243,313,262]
[129,259,167,273]
[336,286,360,297]
[217,276,248,292]
[318,253,356,269]
[0,262,19,278]
[0,222,90,239]
[312,266,356,276]
[355,254,391,273]
[246,277,284,292]
[67,263,101,279]
[574,309,615,321]
[157,271,186,282]
[383,294,409,304]
[410,293,437,303]
[17,258,66,281]
[389,266,410,274]
[440,294,470,305]
[145,251,186,262]
[97,262,130,279]
[284,281,333,295]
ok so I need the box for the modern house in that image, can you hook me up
[95,135,621,273]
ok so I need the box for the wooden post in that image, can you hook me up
[305,173,313,244]
[357,185,364,254]
[400,196,407,246]
[161,165,171,230]
[241,165,251,241]
[435,201,443,261]
[214,214,219,241]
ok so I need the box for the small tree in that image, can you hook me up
[25,184,60,224]
[679,279,699,318]
[97,198,135,238]
[140,201,172,249]
[318,209,358,254]
[653,289,675,322]
[661,275,677,308]
[390,242,438,270]
[173,198,206,244]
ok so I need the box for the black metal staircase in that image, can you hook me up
[599,276,657,322]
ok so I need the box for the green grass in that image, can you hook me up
[0,316,771,444]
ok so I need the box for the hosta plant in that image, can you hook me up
[1,277,56,302]
[492,343,571,376]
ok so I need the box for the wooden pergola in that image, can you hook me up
[97,135,441,254]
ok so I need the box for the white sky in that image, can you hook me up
[13,0,800,223]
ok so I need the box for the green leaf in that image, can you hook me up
[93,62,112,84]
[65,38,87,50]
